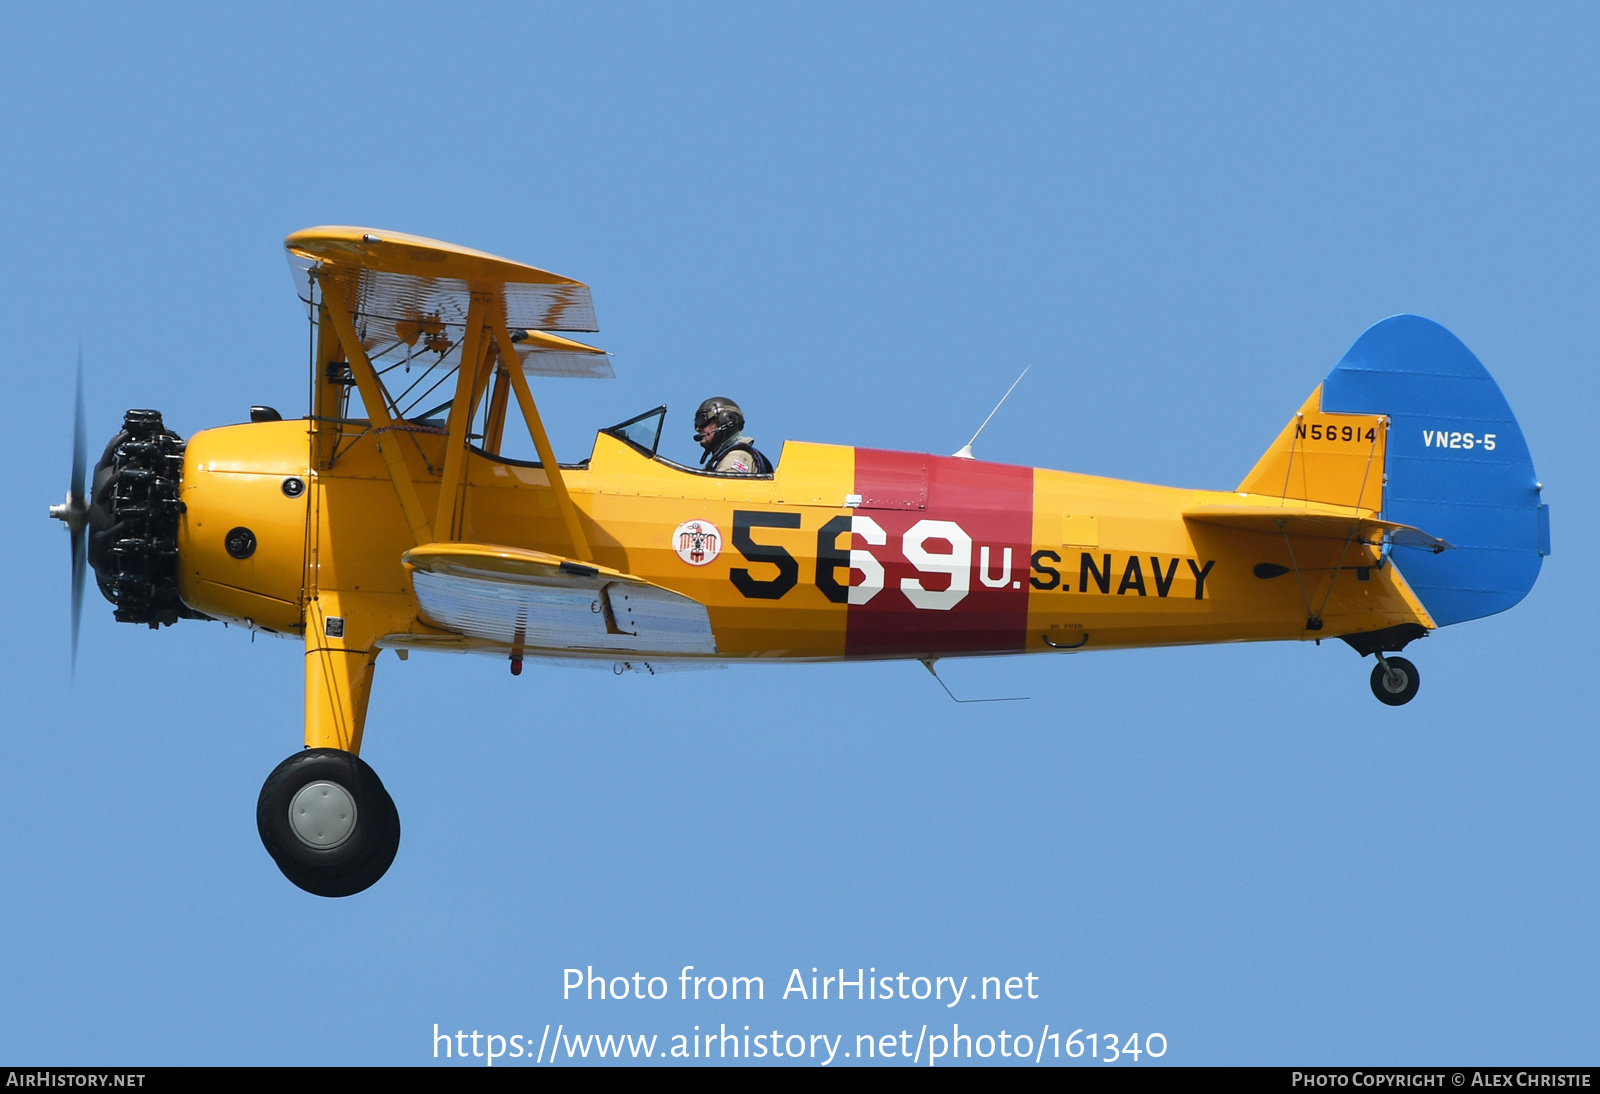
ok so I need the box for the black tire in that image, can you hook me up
[1369,656,1420,706]
[257,748,400,897]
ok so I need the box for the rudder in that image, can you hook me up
[1320,315,1547,626]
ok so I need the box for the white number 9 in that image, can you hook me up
[900,519,972,610]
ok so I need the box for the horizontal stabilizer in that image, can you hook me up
[1183,504,1451,553]
[403,543,716,656]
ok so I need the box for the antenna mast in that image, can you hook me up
[952,366,1028,460]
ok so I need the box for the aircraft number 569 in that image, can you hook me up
[730,511,1009,610]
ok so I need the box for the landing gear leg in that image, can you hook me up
[259,593,399,896]
[1369,654,1420,706]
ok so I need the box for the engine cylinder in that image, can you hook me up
[88,409,206,627]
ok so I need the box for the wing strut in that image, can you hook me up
[482,364,511,454]
[418,301,592,559]
[433,293,491,541]
[317,276,435,545]
[491,314,592,561]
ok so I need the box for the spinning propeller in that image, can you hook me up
[47,351,89,672]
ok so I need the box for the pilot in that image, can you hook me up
[694,397,772,474]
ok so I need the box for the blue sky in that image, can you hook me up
[1,2,1594,1066]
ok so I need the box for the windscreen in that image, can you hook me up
[602,406,666,457]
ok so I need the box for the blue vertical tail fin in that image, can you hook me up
[1320,315,1547,627]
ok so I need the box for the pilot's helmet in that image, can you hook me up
[694,397,744,450]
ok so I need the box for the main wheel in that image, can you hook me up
[1369,656,1420,706]
[257,748,400,897]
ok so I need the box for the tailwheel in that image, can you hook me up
[1369,655,1420,706]
[257,748,400,897]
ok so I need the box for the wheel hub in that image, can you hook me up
[288,781,358,849]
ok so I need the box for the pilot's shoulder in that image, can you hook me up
[715,449,755,474]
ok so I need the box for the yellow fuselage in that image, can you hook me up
[176,419,1431,662]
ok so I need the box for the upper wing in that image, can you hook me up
[286,226,613,378]
[403,542,717,657]
[286,225,598,332]
[1183,503,1451,552]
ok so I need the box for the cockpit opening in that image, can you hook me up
[601,405,772,477]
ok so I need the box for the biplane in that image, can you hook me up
[49,228,1550,896]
